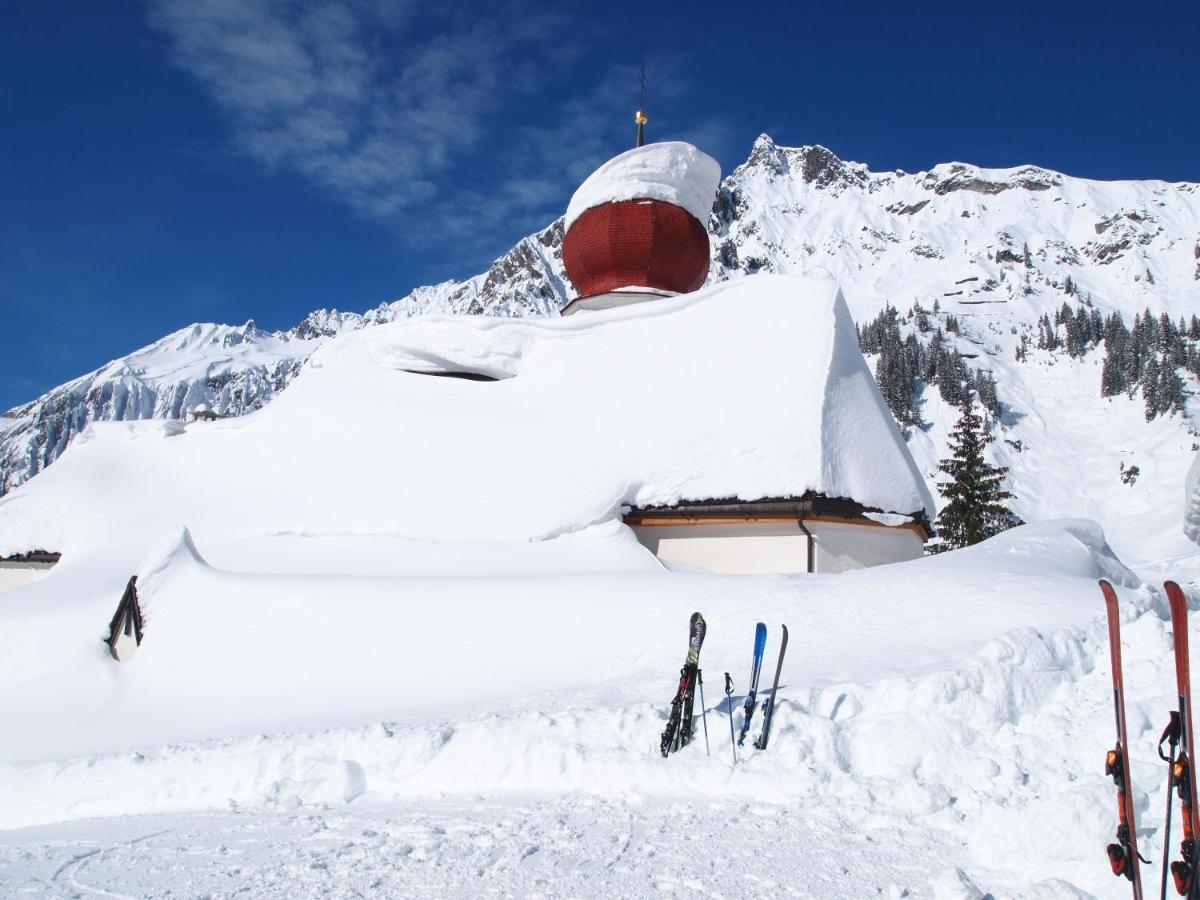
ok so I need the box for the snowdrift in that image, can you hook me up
[0,519,1131,772]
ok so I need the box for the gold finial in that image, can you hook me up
[635,65,647,147]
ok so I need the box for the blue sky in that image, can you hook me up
[2,0,1197,411]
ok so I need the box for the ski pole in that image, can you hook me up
[1160,711,1182,900]
[724,672,737,765]
[698,669,710,757]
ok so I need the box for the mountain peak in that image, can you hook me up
[740,139,866,192]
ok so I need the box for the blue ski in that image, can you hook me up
[737,622,767,747]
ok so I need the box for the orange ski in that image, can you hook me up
[1165,580,1200,898]
[1100,578,1146,899]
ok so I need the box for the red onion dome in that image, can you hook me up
[562,199,710,297]
[562,142,720,301]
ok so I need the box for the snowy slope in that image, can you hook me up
[0,321,316,496]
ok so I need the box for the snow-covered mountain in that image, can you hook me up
[4,135,1198,567]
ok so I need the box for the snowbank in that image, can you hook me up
[0,518,1130,768]
[0,275,933,559]
[564,141,721,231]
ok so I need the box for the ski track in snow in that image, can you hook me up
[0,797,975,899]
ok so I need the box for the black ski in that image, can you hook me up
[660,612,706,757]
[754,624,788,750]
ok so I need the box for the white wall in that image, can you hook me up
[633,523,809,574]
[0,564,51,594]
[808,520,925,573]
[110,614,140,662]
[631,519,923,575]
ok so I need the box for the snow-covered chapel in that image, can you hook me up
[555,139,933,573]
[0,134,933,623]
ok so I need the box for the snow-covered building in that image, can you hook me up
[0,139,932,591]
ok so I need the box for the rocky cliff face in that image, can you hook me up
[3,136,1199,526]
[0,323,312,495]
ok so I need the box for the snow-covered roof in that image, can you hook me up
[0,274,933,558]
[564,141,721,231]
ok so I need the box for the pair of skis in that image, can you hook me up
[660,612,708,757]
[731,622,788,758]
[1101,579,1197,900]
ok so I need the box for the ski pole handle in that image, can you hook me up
[724,672,733,696]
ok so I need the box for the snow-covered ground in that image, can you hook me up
[1,516,1190,897]
[0,798,1009,899]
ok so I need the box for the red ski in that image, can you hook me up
[1165,580,1200,898]
[1100,578,1146,899]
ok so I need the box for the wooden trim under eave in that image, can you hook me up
[0,550,62,565]
[624,512,930,538]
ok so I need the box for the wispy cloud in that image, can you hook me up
[147,1,722,266]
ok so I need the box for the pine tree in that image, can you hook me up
[974,369,1000,417]
[1100,314,1131,396]
[858,305,926,434]
[1143,357,1161,421]
[931,394,1020,551]
[1158,364,1186,417]
[936,347,970,404]
[1090,308,1104,348]
[1015,331,1031,362]
[1101,351,1126,397]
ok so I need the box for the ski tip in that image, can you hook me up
[1164,581,1189,610]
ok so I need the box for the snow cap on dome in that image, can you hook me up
[564,141,721,231]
